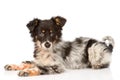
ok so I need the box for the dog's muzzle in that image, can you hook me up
[44,42,51,48]
[41,41,52,49]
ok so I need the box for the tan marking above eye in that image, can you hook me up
[56,35,58,39]
[42,30,45,33]
[50,30,53,33]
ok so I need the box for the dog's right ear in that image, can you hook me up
[26,18,40,32]
[52,16,66,27]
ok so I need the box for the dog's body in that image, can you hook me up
[4,16,114,77]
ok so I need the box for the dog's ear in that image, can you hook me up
[26,18,40,32]
[52,16,66,27]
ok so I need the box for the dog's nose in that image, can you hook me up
[45,42,51,48]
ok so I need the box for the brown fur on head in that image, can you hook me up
[26,16,66,49]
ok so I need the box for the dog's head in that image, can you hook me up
[27,16,66,50]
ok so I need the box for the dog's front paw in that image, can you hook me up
[4,64,22,71]
[4,64,13,71]
[4,64,18,71]
[18,71,29,77]
[18,68,40,77]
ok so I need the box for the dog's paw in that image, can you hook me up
[18,71,29,77]
[18,68,40,77]
[4,64,12,71]
[92,65,101,69]
[92,64,109,69]
[4,64,22,71]
[4,64,17,71]
[51,65,64,73]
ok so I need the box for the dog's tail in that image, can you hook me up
[102,36,115,52]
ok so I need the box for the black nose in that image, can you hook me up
[45,42,51,48]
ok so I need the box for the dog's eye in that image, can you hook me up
[42,30,45,33]
[50,30,53,33]
[50,33,53,37]
[39,33,44,37]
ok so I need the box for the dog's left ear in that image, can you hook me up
[26,18,40,32]
[52,16,66,27]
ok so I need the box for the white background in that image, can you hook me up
[0,0,120,80]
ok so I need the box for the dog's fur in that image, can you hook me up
[4,16,114,77]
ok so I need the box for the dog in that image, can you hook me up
[4,16,114,77]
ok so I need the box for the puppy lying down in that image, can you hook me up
[4,16,114,77]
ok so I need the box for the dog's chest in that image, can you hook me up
[34,50,55,66]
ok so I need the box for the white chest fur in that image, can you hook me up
[34,50,55,66]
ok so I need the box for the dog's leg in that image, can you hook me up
[4,61,35,71]
[18,65,65,77]
[91,52,110,69]
[18,67,40,77]
[88,45,111,69]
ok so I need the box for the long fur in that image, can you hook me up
[4,16,115,77]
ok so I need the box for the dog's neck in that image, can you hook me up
[34,40,52,57]
[33,40,59,66]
